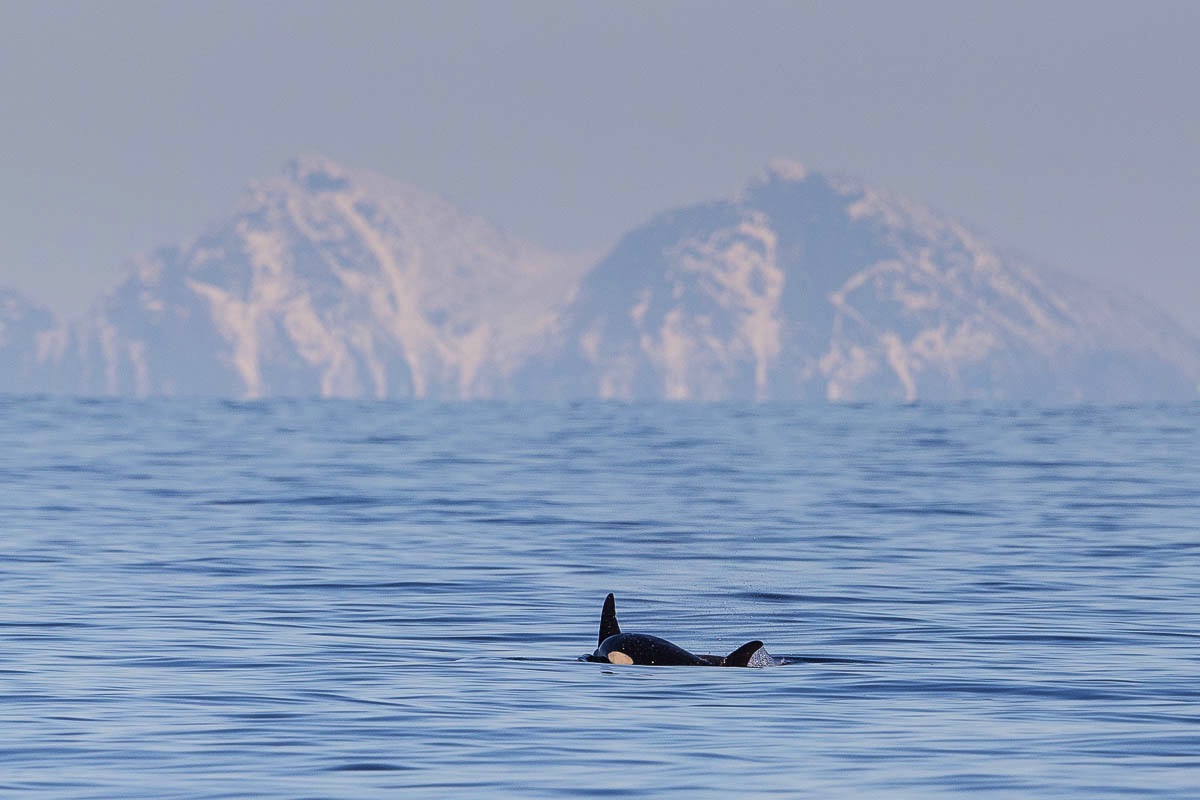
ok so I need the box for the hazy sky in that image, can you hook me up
[2,1,1197,335]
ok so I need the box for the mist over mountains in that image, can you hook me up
[4,156,1198,401]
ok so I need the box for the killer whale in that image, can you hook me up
[586,593,766,667]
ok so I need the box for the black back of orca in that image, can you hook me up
[588,593,763,667]
[593,632,713,666]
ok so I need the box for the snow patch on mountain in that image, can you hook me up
[667,214,784,400]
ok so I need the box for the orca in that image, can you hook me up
[585,593,767,667]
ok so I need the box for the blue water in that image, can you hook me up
[2,399,1198,798]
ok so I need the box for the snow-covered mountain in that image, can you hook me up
[528,160,1200,402]
[38,156,585,398]
[6,157,1199,401]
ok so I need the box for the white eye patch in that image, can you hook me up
[607,651,634,665]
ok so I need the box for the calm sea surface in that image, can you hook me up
[1,399,1197,798]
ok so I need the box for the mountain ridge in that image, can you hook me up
[4,156,1197,401]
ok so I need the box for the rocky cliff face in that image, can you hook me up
[528,161,1200,402]
[8,157,1199,401]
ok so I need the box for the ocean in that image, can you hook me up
[2,398,1197,798]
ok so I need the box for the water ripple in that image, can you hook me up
[0,399,1196,798]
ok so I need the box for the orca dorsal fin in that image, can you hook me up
[598,593,621,645]
[723,640,764,667]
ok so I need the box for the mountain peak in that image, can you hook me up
[40,157,585,398]
[281,154,353,193]
[759,158,810,184]
[547,163,1200,402]
[737,159,813,198]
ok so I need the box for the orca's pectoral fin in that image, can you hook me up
[723,640,765,667]
[598,593,621,646]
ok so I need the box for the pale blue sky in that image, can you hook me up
[1,1,1197,335]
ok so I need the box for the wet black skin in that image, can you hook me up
[585,593,764,667]
[592,632,721,666]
